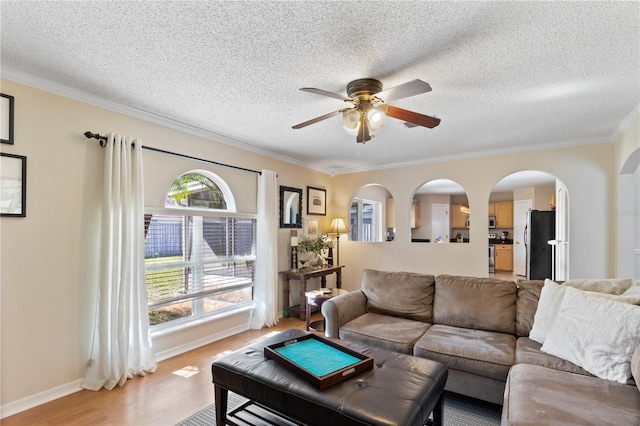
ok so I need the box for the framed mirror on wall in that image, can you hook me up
[280,186,303,228]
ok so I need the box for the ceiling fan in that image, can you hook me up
[292,78,440,143]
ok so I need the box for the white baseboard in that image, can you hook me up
[0,379,83,419]
[0,325,251,418]
[1,310,257,418]
[154,323,250,361]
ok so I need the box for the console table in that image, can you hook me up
[279,265,344,321]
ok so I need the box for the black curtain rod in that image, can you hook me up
[84,131,261,175]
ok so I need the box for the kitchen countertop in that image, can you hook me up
[490,239,513,245]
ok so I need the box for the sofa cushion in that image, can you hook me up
[339,312,431,354]
[413,324,515,381]
[361,269,435,323]
[541,286,640,384]
[502,364,640,426]
[433,275,517,334]
[515,337,591,376]
[515,280,544,337]
[564,278,634,295]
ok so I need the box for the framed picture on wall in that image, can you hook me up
[1,93,15,145]
[306,186,326,215]
[1,153,26,217]
[304,218,320,239]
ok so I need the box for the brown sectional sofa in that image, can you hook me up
[321,269,640,425]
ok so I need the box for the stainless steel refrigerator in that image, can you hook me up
[525,210,556,280]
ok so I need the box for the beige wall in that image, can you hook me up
[513,185,555,210]
[0,79,333,409]
[0,77,636,413]
[613,113,640,277]
[331,143,618,290]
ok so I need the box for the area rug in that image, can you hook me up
[177,391,502,426]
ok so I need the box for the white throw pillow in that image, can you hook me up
[541,286,640,383]
[529,279,566,344]
[623,284,640,298]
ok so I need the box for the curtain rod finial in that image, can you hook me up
[85,131,108,147]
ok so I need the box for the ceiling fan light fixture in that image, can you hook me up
[293,78,440,143]
[342,109,361,133]
[366,106,386,131]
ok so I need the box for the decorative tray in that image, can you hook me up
[264,333,373,390]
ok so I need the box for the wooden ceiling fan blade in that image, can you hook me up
[299,87,350,101]
[384,105,441,128]
[376,79,432,102]
[292,110,341,129]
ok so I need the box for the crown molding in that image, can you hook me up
[1,67,334,175]
[330,134,610,175]
[610,104,640,143]
[1,67,630,177]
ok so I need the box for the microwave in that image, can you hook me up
[488,216,496,228]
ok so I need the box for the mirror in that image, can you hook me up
[411,179,469,243]
[280,186,302,228]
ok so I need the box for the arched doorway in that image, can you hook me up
[490,171,569,280]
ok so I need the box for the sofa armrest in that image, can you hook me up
[321,291,367,338]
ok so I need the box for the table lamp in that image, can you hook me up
[327,217,349,266]
[290,230,298,270]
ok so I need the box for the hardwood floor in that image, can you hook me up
[2,314,321,426]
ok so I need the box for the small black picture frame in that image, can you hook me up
[1,93,15,145]
[306,186,326,216]
[1,153,27,217]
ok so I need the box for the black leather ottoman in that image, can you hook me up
[212,329,448,426]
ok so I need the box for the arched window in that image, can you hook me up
[165,170,236,211]
[145,170,253,328]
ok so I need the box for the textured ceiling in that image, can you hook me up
[1,1,639,174]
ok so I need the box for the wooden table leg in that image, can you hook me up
[282,276,290,317]
[299,278,307,320]
[305,296,311,331]
[335,269,342,288]
[214,384,228,426]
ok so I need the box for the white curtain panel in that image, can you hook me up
[251,170,279,328]
[82,133,157,391]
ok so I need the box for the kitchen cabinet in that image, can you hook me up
[385,198,395,228]
[451,204,468,228]
[495,201,513,228]
[411,202,421,228]
[488,202,496,216]
[495,244,513,271]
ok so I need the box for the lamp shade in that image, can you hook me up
[327,217,349,235]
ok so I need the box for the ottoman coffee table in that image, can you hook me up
[212,329,448,426]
